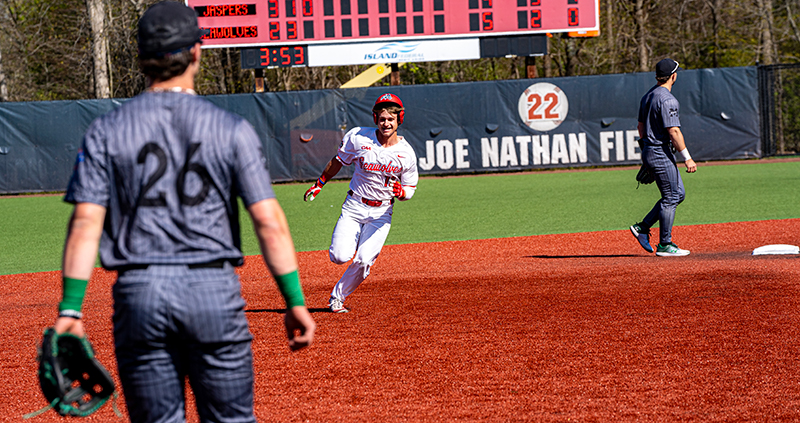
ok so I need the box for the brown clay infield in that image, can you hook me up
[4,219,799,422]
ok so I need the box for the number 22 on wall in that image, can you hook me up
[517,82,570,132]
[527,92,560,120]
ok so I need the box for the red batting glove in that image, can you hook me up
[392,180,405,199]
[304,178,325,202]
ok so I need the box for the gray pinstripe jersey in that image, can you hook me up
[638,85,681,147]
[65,92,275,269]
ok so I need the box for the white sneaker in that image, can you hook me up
[655,242,690,257]
[329,297,349,313]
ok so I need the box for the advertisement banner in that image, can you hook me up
[0,67,761,193]
[308,39,480,67]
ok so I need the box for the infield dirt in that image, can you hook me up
[4,219,799,422]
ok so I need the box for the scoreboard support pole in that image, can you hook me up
[391,63,400,85]
[525,56,538,79]
[254,68,266,92]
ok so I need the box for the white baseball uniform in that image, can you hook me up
[329,127,419,302]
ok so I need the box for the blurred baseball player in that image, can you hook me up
[51,2,315,422]
[304,93,418,313]
[630,58,697,256]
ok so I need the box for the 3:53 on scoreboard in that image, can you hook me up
[188,0,599,48]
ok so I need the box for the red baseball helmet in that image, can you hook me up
[372,93,404,125]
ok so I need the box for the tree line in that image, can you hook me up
[0,0,797,102]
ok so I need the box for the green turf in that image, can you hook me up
[2,160,798,275]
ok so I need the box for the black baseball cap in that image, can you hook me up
[138,1,205,58]
[655,58,681,78]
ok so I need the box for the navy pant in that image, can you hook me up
[640,145,685,245]
[113,263,255,423]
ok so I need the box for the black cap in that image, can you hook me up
[138,1,205,58]
[655,58,681,78]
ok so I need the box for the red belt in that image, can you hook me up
[348,190,393,207]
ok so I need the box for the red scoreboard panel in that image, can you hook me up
[188,0,598,48]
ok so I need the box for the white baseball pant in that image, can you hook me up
[329,196,393,301]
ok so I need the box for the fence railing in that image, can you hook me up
[759,63,800,156]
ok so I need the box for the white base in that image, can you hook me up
[752,244,800,255]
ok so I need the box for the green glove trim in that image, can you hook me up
[59,277,88,313]
[274,270,305,308]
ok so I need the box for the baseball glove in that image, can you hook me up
[635,164,655,187]
[34,327,115,417]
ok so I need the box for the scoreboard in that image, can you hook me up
[186,0,598,67]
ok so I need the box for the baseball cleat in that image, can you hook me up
[328,297,349,313]
[655,242,690,257]
[630,224,654,253]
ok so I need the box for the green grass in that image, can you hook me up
[2,160,798,275]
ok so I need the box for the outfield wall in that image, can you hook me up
[0,66,760,194]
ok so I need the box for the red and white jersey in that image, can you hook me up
[336,127,418,201]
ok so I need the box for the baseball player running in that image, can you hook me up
[52,3,315,422]
[304,93,418,313]
[630,58,697,256]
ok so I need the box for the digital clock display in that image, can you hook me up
[188,0,598,47]
[240,45,308,67]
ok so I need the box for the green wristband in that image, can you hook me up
[59,277,89,313]
[274,270,305,308]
